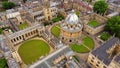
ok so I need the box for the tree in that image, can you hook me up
[75,11,80,17]
[23,0,27,3]
[105,16,120,38]
[93,0,108,15]
[100,32,111,41]
[86,0,92,2]
[2,2,15,9]
[0,28,3,34]
[1,0,8,2]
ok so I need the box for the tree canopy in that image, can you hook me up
[2,2,15,9]
[93,0,108,14]
[75,11,80,17]
[1,0,8,2]
[86,0,92,2]
[105,16,120,38]
[23,0,27,3]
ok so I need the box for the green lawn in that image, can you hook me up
[88,20,100,27]
[0,58,8,68]
[100,32,111,41]
[73,56,80,62]
[83,36,94,49]
[51,25,60,38]
[18,22,29,30]
[0,28,3,34]
[70,36,94,53]
[70,44,90,53]
[18,39,50,64]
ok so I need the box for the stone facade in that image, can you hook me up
[61,0,92,12]
[87,38,120,68]
[108,60,120,68]
[61,29,82,44]
[0,13,7,22]
[8,23,44,45]
[29,46,80,68]
[30,0,58,23]
[84,13,108,35]
[6,12,23,23]
[87,53,107,68]
[0,21,10,28]
[84,24,105,35]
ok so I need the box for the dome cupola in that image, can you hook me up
[65,10,79,25]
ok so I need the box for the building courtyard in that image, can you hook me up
[0,0,120,68]
[18,39,50,64]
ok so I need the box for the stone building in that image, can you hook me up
[30,46,81,68]
[87,37,120,68]
[6,12,23,24]
[0,13,7,22]
[60,10,82,44]
[60,0,92,12]
[8,23,44,45]
[83,13,108,35]
[108,53,120,68]
[0,35,20,68]
[0,21,10,28]
[29,0,58,23]
[1,23,45,65]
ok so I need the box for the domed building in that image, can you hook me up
[60,10,83,44]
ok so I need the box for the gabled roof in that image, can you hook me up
[92,37,120,65]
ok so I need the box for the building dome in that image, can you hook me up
[61,10,82,33]
[65,10,79,25]
[60,10,82,44]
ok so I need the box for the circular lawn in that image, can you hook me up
[18,39,50,64]
[51,25,60,38]
[70,36,94,53]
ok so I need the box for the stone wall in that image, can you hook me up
[60,29,82,44]
[8,24,44,45]
[108,60,120,68]
[87,53,107,68]
[84,24,105,35]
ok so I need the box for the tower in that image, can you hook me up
[43,0,50,8]
[43,0,52,21]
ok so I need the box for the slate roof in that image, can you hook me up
[114,53,120,64]
[30,46,74,68]
[92,37,120,65]
[0,35,20,68]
